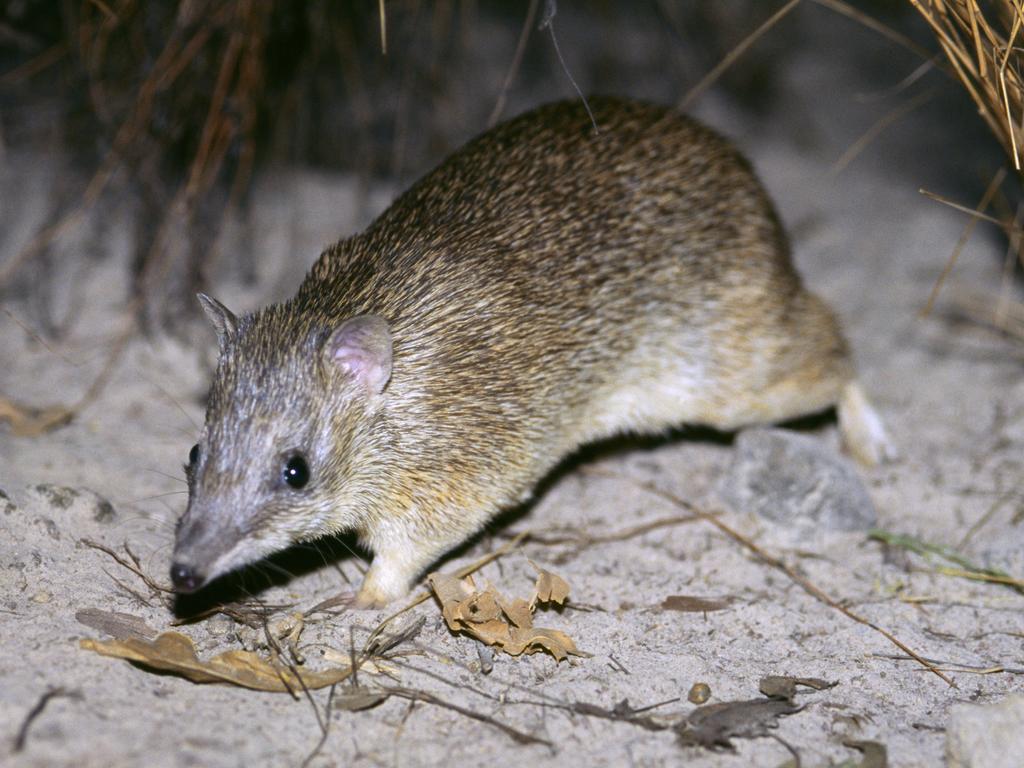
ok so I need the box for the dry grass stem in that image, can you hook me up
[950,285,1024,339]
[381,686,552,746]
[499,511,702,550]
[909,0,1024,171]
[487,0,540,128]
[680,0,803,111]
[613,477,957,687]
[81,538,174,597]
[921,166,1007,317]
[831,88,935,173]
[814,0,935,60]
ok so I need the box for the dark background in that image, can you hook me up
[0,0,1007,334]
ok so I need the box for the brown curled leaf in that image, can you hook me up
[529,560,570,606]
[427,566,584,661]
[504,626,583,661]
[428,572,475,628]
[80,631,353,692]
[496,594,534,629]
[453,587,503,625]
[464,619,513,648]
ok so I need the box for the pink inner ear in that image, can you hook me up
[327,315,392,394]
[333,348,372,379]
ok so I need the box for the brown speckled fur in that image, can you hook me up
[173,97,888,606]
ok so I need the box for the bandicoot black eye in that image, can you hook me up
[283,455,310,489]
[188,443,199,465]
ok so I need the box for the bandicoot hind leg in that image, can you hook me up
[838,381,896,466]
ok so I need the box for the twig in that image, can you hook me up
[959,489,1019,549]
[918,188,1007,228]
[908,0,1024,169]
[921,167,1007,318]
[873,653,1024,675]
[300,684,336,768]
[611,477,957,687]
[811,0,935,63]
[831,88,935,174]
[949,286,1024,343]
[501,510,702,550]
[81,538,173,595]
[517,696,673,733]
[13,688,78,752]
[488,0,540,128]
[0,42,67,86]
[680,0,802,111]
[260,615,300,701]
[381,686,552,746]
[0,152,118,289]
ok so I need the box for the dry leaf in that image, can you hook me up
[0,396,73,436]
[429,572,475,624]
[496,594,533,629]
[333,687,391,711]
[660,595,732,613]
[75,608,157,641]
[452,588,503,625]
[529,560,570,606]
[80,631,352,692]
[426,568,584,661]
[676,698,801,749]
[759,675,836,702]
[320,649,393,678]
[504,626,582,662]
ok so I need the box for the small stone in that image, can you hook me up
[719,428,876,531]
[31,591,52,604]
[688,682,711,704]
[947,695,1024,768]
[205,614,235,637]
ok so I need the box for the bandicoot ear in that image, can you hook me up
[323,315,393,394]
[197,293,238,349]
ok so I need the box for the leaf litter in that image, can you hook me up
[77,540,565,749]
[427,561,585,661]
[75,509,871,757]
[80,631,359,692]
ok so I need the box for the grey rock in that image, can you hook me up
[719,428,876,531]
[947,695,1024,768]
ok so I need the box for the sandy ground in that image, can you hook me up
[2,8,1024,768]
